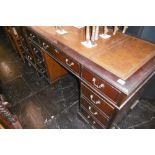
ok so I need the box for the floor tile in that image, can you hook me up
[55,103,91,129]
[2,77,32,105]
[22,70,49,93]
[131,118,155,129]
[35,86,66,117]
[118,100,155,129]
[54,74,80,108]
[0,61,23,83]
[12,95,50,129]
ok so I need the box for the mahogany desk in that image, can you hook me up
[11,26,155,128]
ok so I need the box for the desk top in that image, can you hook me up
[28,26,155,95]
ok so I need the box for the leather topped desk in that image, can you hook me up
[20,26,155,128]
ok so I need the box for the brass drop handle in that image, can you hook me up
[30,33,35,38]
[93,121,96,124]
[65,59,74,67]
[54,49,59,54]
[87,115,96,124]
[90,94,101,105]
[43,42,49,49]
[92,78,104,89]
[33,47,37,52]
[33,48,39,54]
[88,106,98,115]
[87,115,90,119]
[27,56,32,60]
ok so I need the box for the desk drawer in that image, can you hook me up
[52,48,80,76]
[82,67,122,104]
[38,37,80,76]
[30,44,46,68]
[80,107,104,129]
[80,97,109,127]
[39,37,55,53]
[26,29,40,44]
[81,83,115,118]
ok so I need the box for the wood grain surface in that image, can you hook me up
[91,37,155,80]
[29,26,155,80]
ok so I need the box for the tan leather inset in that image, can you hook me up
[91,37,155,80]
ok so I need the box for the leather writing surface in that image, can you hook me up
[31,26,155,80]
[91,37,155,80]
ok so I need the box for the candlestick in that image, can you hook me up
[122,26,128,33]
[113,26,119,35]
[91,26,96,45]
[104,26,108,34]
[99,26,111,39]
[86,26,90,43]
[95,26,99,40]
[55,26,68,35]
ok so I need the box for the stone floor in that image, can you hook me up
[0,28,155,129]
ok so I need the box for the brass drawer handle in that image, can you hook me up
[30,33,35,38]
[92,78,104,89]
[93,121,96,124]
[87,115,90,119]
[90,94,101,105]
[88,106,98,115]
[54,49,59,54]
[43,42,49,49]
[27,55,32,60]
[65,59,74,67]
[87,115,96,124]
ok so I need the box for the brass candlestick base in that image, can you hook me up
[100,34,111,39]
[81,40,97,48]
[100,26,111,39]
[55,26,68,35]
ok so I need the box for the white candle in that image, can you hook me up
[113,26,119,35]
[86,26,90,42]
[104,26,108,34]
[91,26,96,44]
[122,26,128,33]
[95,26,99,40]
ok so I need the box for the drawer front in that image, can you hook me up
[80,107,104,129]
[26,29,40,44]
[30,43,43,59]
[80,97,109,127]
[81,83,115,118]
[20,36,28,49]
[39,37,55,53]
[52,48,80,76]
[31,44,46,69]
[39,37,80,76]
[82,67,122,104]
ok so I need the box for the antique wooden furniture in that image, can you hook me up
[5,26,155,128]
[0,94,22,129]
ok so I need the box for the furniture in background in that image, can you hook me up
[0,93,22,129]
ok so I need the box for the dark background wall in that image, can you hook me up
[126,26,155,43]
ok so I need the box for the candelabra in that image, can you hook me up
[55,26,68,35]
